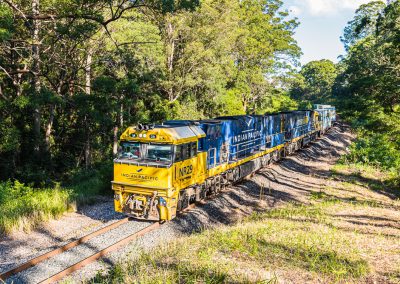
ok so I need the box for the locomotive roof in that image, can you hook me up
[120,124,205,144]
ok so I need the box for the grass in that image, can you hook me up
[332,162,400,199]
[91,202,374,283]
[0,181,73,235]
[89,159,400,284]
[0,163,112,235]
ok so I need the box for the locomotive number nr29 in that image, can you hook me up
[179,165,193,177]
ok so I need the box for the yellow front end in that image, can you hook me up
[112,123,207,221]
[113,163,178,220]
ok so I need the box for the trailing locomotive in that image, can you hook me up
[112,105,336,220]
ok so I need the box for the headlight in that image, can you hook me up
[114,194,121,201]
[159,197,167,206]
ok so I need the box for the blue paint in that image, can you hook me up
[165,106,336,169]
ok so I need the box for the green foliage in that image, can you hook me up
[345,133,400,171]
[0,162,113,235]
[334,1,400,114]
[341,1,386,51]
[0,180,72,235]
[65,162,113,202]
[0,3,13,42]
[0,0,300,186]
[290,59,337,105]
[330,1,400,186]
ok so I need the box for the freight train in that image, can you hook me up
[112,105,336,221]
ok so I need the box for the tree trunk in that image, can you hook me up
[113,126,119,156]
[83,49,93,169]
[113,100,124,157]
[167,22,175,102]
[85,49,92,95]
[242,95,247,114]
[120,102,124,127]
[32,0,41,155]
[84,137,91,170]
[45,104,55,153]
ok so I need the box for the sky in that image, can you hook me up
[282,0,375,65]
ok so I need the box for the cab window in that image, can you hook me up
[175,145,183,162]
[118,142,141,159]
[190,142,197,156]
[175,142,197,162]
[198,137,205,151]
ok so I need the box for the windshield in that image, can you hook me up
[118,142,173,164]
[146,144,173,162]
[119,142,141,159]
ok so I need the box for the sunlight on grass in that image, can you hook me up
[0,165,112,235]
[93,203,370,283]
[0,181,74,235]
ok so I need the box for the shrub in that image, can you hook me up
[0,162,114,235]
[343,133,400,171]
[0,180,73,235]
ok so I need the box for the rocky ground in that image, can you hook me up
[1,123,399,283]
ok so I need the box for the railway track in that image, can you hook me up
[0,203,198,284]
[0,128,335,284]
[0,218,160,283]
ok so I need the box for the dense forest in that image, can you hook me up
[0,0,302,183]
[0,0,398,233]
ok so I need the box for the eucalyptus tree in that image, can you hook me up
[229,0,301,114]
[336,0,399,115]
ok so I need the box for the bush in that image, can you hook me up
[344,133,400,171]
[66,162,113,204]
[340,130,400,189]
[0,162,114,235]
[0,180,73,235]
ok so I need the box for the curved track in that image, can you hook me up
[0,218,160,284]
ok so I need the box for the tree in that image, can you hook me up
[334,0,399,115]
[341,1,386,51]
[0,0,301,183]
[229,0,301,114]
[290,60,337,104]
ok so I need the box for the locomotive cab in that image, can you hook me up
[112,123,206,221]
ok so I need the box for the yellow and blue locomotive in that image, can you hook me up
[112,105,336,221]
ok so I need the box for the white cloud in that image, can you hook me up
[290,0,375,16]
[288,5,303,16]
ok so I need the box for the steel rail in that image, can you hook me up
[1,173,254,283]
[1,203,199,283]
[38,203,198,283]
[0,217,130,281]
[38,222,161,284]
